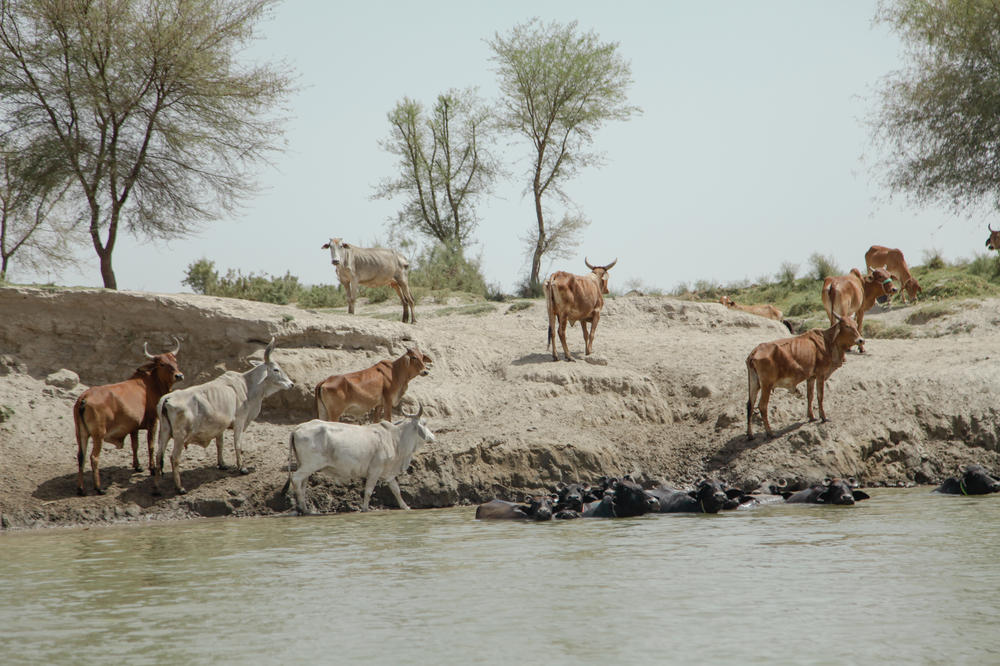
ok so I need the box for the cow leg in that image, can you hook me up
[817,379,828,422]
[289,470,312,515]
[347,278,359,315]
[361,476,379,511]
[390,282,409,323]
[215,433,229,470]
[557,317,573,361]
[231,430,250,475]
[746,366,760,440]
[758,386,775,438]
[170,439,186,494]
[580,319,590,354]
[90,438,106,494]
[586,312,601,355]
[855,311,866,352]
[129,430,142,471]
[387,478,411,510]
[806,378,816,421]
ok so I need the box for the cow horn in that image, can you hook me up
[170,336,181,355]
[776,478,788,488]
[585,257,596,270]
[264,336,275,362]
[823,477,832,486]
[402,403,424,419]
[143,342,155,359]
[990,224,997,233]
[603,258,618,271]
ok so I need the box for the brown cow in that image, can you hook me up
[719,295,794,333]
[864,245,921,303]
[74,339,183,495]
[745,313,863,440]
[315,347,432,422]
[987,223,1000,252]
[820,267,896,352]
[545,258,617,361]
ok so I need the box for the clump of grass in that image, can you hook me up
[506,301,532,314]
[808,253,840,280]
[776,261,799,285]
[905,304,955,325]
[921,248,946,270]
[923,274,995,300]
[432,303,496,317]
[0,405,14,423]
[863,321,914,339]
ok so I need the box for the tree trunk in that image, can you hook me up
[99,248,116,289]
[529,185,546,294]
[89,203,118,289]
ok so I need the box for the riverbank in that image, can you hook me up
[2,286,998,530]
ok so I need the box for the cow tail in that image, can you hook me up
[545,279,556,346]
[281,431,296,497]
[782,319,794,334]
[75,399,88,466]
[156,397,172,472]
[315,384,327,420]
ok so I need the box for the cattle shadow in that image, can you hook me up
[511,352,560,366]
[707,422,808,471]
[34,464,160,505]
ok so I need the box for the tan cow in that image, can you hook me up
[987,224,1000,252]
[74,339,183,495]
[321,237,416,323]
[545,258,617,361]
[864,245,921,303]
[315,347,432,423]
[719,295,793,333]
[820,267,896,352]
[745,313,863,440]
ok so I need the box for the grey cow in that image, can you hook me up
[153,338,294,494]
[321,237,416,323]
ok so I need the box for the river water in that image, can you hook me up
[1,488,998,665]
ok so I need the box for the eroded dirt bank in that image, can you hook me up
[1,286,998,530]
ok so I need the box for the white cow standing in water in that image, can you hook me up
[283,405,435,514]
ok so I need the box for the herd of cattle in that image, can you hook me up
[67,236,1000,517]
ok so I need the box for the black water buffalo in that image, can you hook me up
[553,481,601,513]
[934,464,1000,495]
[558,478,659,518]
[648,479,748,514]
[784,478,870,505]
[475,495,556,521]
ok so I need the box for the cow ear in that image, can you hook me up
[687,490,698,499]
[248,360,263,367]
[852,490,870,501]
[321,242,330,249]
[555,482,566,491]
[341,242,351,248]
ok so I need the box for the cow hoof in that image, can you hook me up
[746,434,755,442]
[177,488,187,495]
[217,464,231,471]
[95,487,106,495]
[77,487,85,497]
[152,488,162,497]
[239,467,250,475]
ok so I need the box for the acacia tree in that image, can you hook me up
[0,136,77,281]
[872,0,1000,215]
[374,89,500,249]
[489,19,639,292]
[0,0,294,288]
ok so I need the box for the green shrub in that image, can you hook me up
[864,320,913,339]
[298,284,346,309]
[182,258,218,294]
[808,253,840,280]
[923,274,995,300]
[966,253,1000,280]
[921,248,946,270]
[776,261,799,285]
[410,243,487,295]
[485,282,508,302]
[0,404,13,423]
[506,300,532,314]
[905,305,954,325]
[516,277,545,298]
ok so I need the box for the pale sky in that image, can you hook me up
[14,1,994,294]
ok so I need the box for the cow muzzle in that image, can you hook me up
[331,259,340,265]
[175,373,184,381]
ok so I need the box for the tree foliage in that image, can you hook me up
[873,0,1000,214]
[489,19,639,289]
[0,135,77,281]
[0,0,294,288]
[374,89,501,248]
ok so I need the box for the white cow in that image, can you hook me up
[153,338,294,494]
[321,237,416,323]
[284,405,435,514]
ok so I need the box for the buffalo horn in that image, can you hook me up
[603,258,618,271]
[990,223,996,233]
[143,342,155,359]
[585,257,595,270]
[170,336,181,355]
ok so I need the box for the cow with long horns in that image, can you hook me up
[987,224,1000,252]
[74,338,183,495]
[544,257,618,361]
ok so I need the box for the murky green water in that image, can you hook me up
[2,488,998,665]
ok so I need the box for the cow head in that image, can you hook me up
[987,224,1000,251]
[958,464,1000,494]
[140,337,184,387]
[254,337,294,395]
[585,257,617,294]
[902,277,922,301]
[817,478,870,505]
[402,403,435,444]
[321,237,350,266]
[521,494,555,521]
[553,482,598,512]
[401,346,432,379]
[719,295,735,307]
[831,312,864,350]
[687,478,729,513]
[868,267,898,298]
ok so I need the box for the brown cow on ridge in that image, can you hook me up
[719,295,794,333]
[864,245,921,303]
[820,267,896,353]
[545,258,617,361]
[986,224,1000,252]
[315,347,432,422]
[745,313,863,440]
[74,339,183,495]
